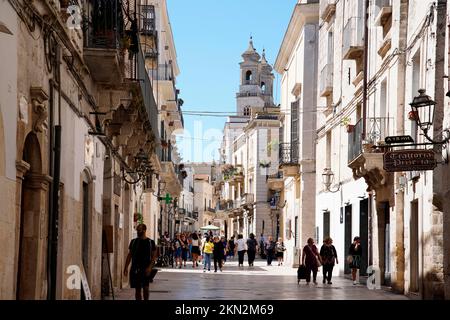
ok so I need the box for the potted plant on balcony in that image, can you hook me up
[221,164,236,181]
[341,116,354,132]
[408,110,419,121]
[161,140,168,148]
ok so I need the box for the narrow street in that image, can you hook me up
[111,260,408,300]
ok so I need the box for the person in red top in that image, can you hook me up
[302,238,322,285]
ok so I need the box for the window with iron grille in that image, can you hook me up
[141,5,155,34]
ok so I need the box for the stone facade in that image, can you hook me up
[0,0,183,300]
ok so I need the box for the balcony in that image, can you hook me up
[224,165,244,186]
[320,0,336,23]
[319,63,333,97]
[160,161,182,195]
[83,0,125,84]
[279,143,300,177]
[240,193,254,209]
[267,172,284,192]
[140,5,156,36]
[207,207,216,214]
[137,43,160,146]
[375,0,392,27]
[343,17,364,60]
[149,63,177,101]
[348,117,394,165]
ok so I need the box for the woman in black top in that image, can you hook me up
[246,233,258,266]
[348,236,362,285]
[213,236,225,272]
[320,237,338,285]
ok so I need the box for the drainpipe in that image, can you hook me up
[48,45,62,300]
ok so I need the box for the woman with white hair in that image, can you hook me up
[275,237,286,266]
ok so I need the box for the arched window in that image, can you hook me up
[245,70,252,82]
[261,82,266,92]
[243,106,250,116]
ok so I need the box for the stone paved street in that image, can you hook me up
[111,259,409,300]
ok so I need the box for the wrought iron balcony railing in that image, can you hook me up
[279,143,299,165]
[137,42,160,150]
[84,0,124,49]
[348,117,394,164]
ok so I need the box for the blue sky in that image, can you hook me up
[167,0,297,163]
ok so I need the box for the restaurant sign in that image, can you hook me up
[383,150,437,172]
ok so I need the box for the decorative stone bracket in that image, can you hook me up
[350,152,394,206]
[30,87,49,133]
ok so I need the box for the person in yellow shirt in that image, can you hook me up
[202,237,214,272]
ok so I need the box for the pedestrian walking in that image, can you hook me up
[191,232,201,268]
[275,238,286,266]
[180,234,189,268]
[302,238,322,285]
[213,236,225,272]
[320,237,338,284]
[265,236,276,266]
[348,236,362,285]
[235,234,247,267]
[221,236,228,264]
[173,233,183,268]
[259,233,266,258]
[227,236,235,260]
[246,233,258,266]
[202,236,214,272]
[123,224,157,300]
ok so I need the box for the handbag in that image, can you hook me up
[316,255,322,267]
[347,255,354,264]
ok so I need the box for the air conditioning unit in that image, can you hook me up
[292,247,301,268]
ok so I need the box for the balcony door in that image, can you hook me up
[290,100,299,162]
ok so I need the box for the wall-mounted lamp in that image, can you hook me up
[122,149,152,185]
[410,89,450,144]
[322,168,341,193]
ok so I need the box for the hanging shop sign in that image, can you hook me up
[383,150,437,172]
[385,135,415,144]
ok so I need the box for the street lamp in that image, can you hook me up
[122,148,152,185]
[410,89,450,144]
[322,168,341,193]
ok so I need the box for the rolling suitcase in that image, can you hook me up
[297,265,307,284]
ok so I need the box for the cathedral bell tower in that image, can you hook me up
[237,37,275,116]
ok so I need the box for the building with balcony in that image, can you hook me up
[0,0,167,300]
[217,39,281,240]
[315,0,450,299]
[274,0,319,267]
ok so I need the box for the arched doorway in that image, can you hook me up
[17,133,49,299]
[81,169,94,284]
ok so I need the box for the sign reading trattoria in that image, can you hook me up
[383,150,437,172]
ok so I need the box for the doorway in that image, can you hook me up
[410,200,419,293]
[17,133,45,299]
[359,199,369,276]
[344,205,352,274]
[323,211,330,240]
